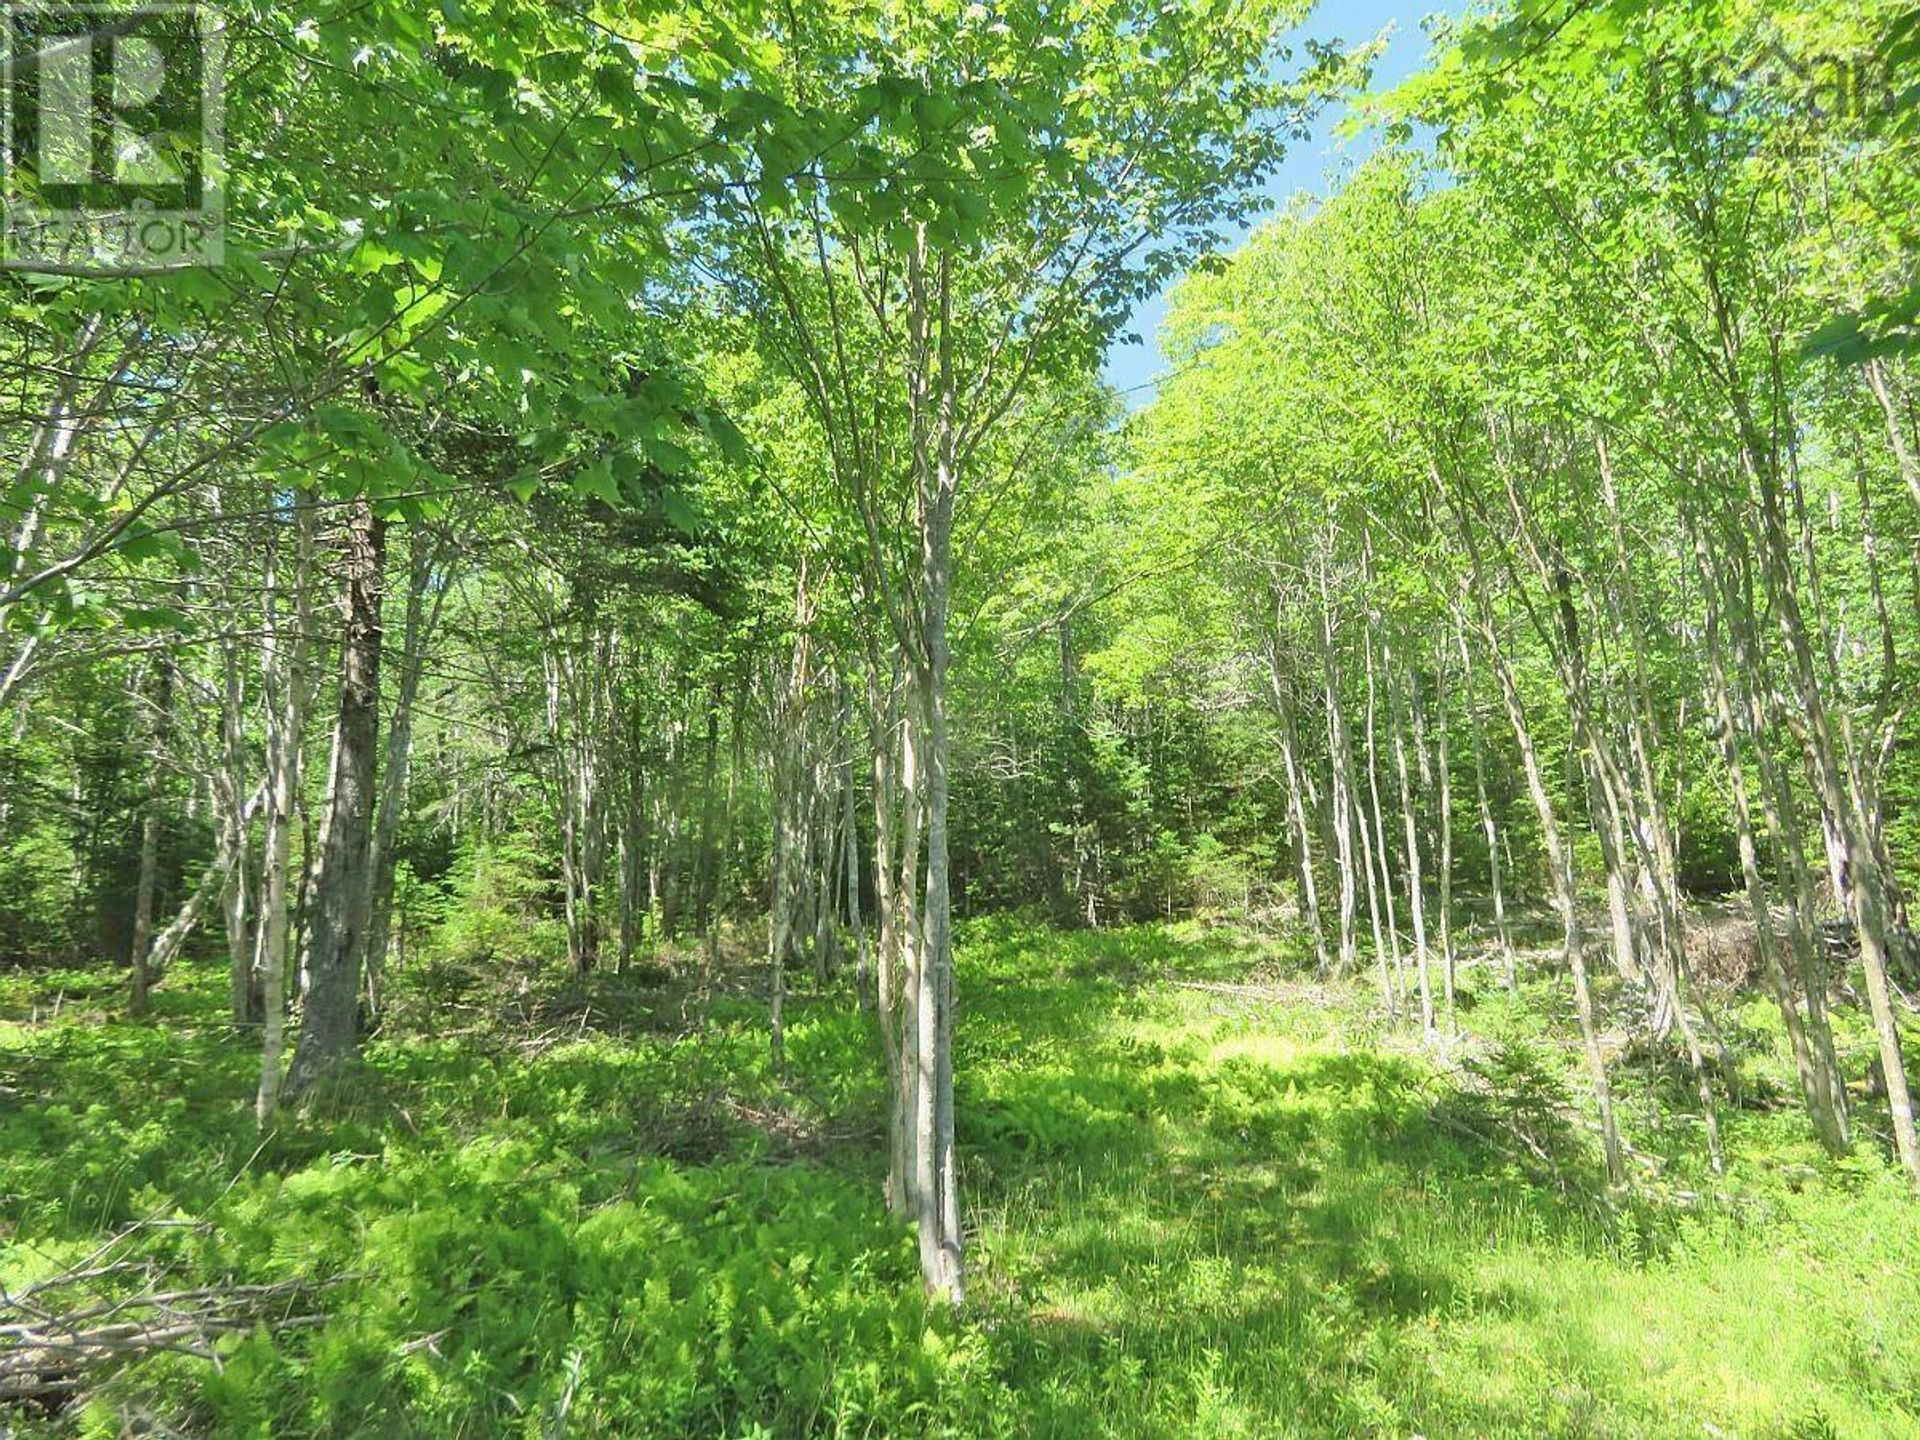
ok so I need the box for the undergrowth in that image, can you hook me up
[3,918,1918,1437]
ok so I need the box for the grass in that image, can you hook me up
[3,917,1919,1437]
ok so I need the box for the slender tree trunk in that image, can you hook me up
[841,679,868,1001]
[1500,653,1626,1186]
[145,852,234,978]
[257,502,317,1122]
[768,770,791,1073]
[1863,359,1920,514]
[910,239,963,1304]
[1595,780,1648,988]
[810,728,839,983]
[894,658,927,1230]
[1457,619,1515,992]
[1387,643,1434,1039]
[1268,636,1327,973]
[1452,549,1625,1184]
[284,498,387,1100]
[770,563,821,1065]
[719,682,747,926]
[1361,585,1405,1013]
[659,700,689,942]
[1339,600,1394,1017]
[126,658,171,1018]
[1694,528,1848,1153]
[1,316,111,702]
[364,528,441,1005]
[219,639,258,1024]
[1433,631,1457,1033]
[1318,552,1364,989]
[619,763,646,972]
[917,524,963,1304]
[869,662,910,1215]
[692,675,724,933]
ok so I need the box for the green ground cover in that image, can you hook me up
[4,920,1917,1438]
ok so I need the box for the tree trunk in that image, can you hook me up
[916,478,963,1304]
[869,661,911,1215]
[1457,618,1515,992]
[1863,359,1920,514]
[146,854,238,979]
[284,497,387,1100]
[842,678,869,1001]
[659,701,689,942]
[1694,527,1848,1153]
[1360,576,1405,1015]
[619,765,646,972]
[1594,780,1647,988]
[127,779,161,1018]
[692,675,724,933]
[127,655,175,1017]
[908,237,964,1304]
[1317,552,1362,985]
[218,638,258,1025]
[365,527,441,1004]
[1267,633,1327,974]
[1452,545,1625,1186]
[711,683,747,964]
[1387,644,1434,1039]
[1432,630,1457,1034]
[256,501,317,1122]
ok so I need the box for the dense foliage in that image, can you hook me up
[4,0,1920,1433]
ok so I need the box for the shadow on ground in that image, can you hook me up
[3,921,1918,1437]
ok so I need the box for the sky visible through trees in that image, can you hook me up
[1102,0,1457,404]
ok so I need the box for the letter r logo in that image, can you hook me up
[3,4,226,271]
[37,25,180,185]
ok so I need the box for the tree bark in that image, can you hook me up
[908,236,964,1303]
[1360,563,1406,1014]
[1267,630,1327,974]
[218,636,258,1025]
[365,527,442,1002]
[1445,502,1625,1185]
[1432,630,1457,1034]
[1387,643,1434,1039]
[1456,617,1515,992]
[283,496,387,1100]
[126,663,169,1019]
[1694,526,1848,1153]
[256,501,317,1122]
[868,659,911,1215]
[1747,437,1918,1184]
[842,678,868,1001]
[1316,549,1363,987]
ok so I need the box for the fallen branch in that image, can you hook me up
[0,1269,347,1404]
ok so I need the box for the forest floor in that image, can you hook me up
[3,917,1920,1438]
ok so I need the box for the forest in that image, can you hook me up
[3,0,1920,1434]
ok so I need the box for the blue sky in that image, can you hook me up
[1101,2,1460,408]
